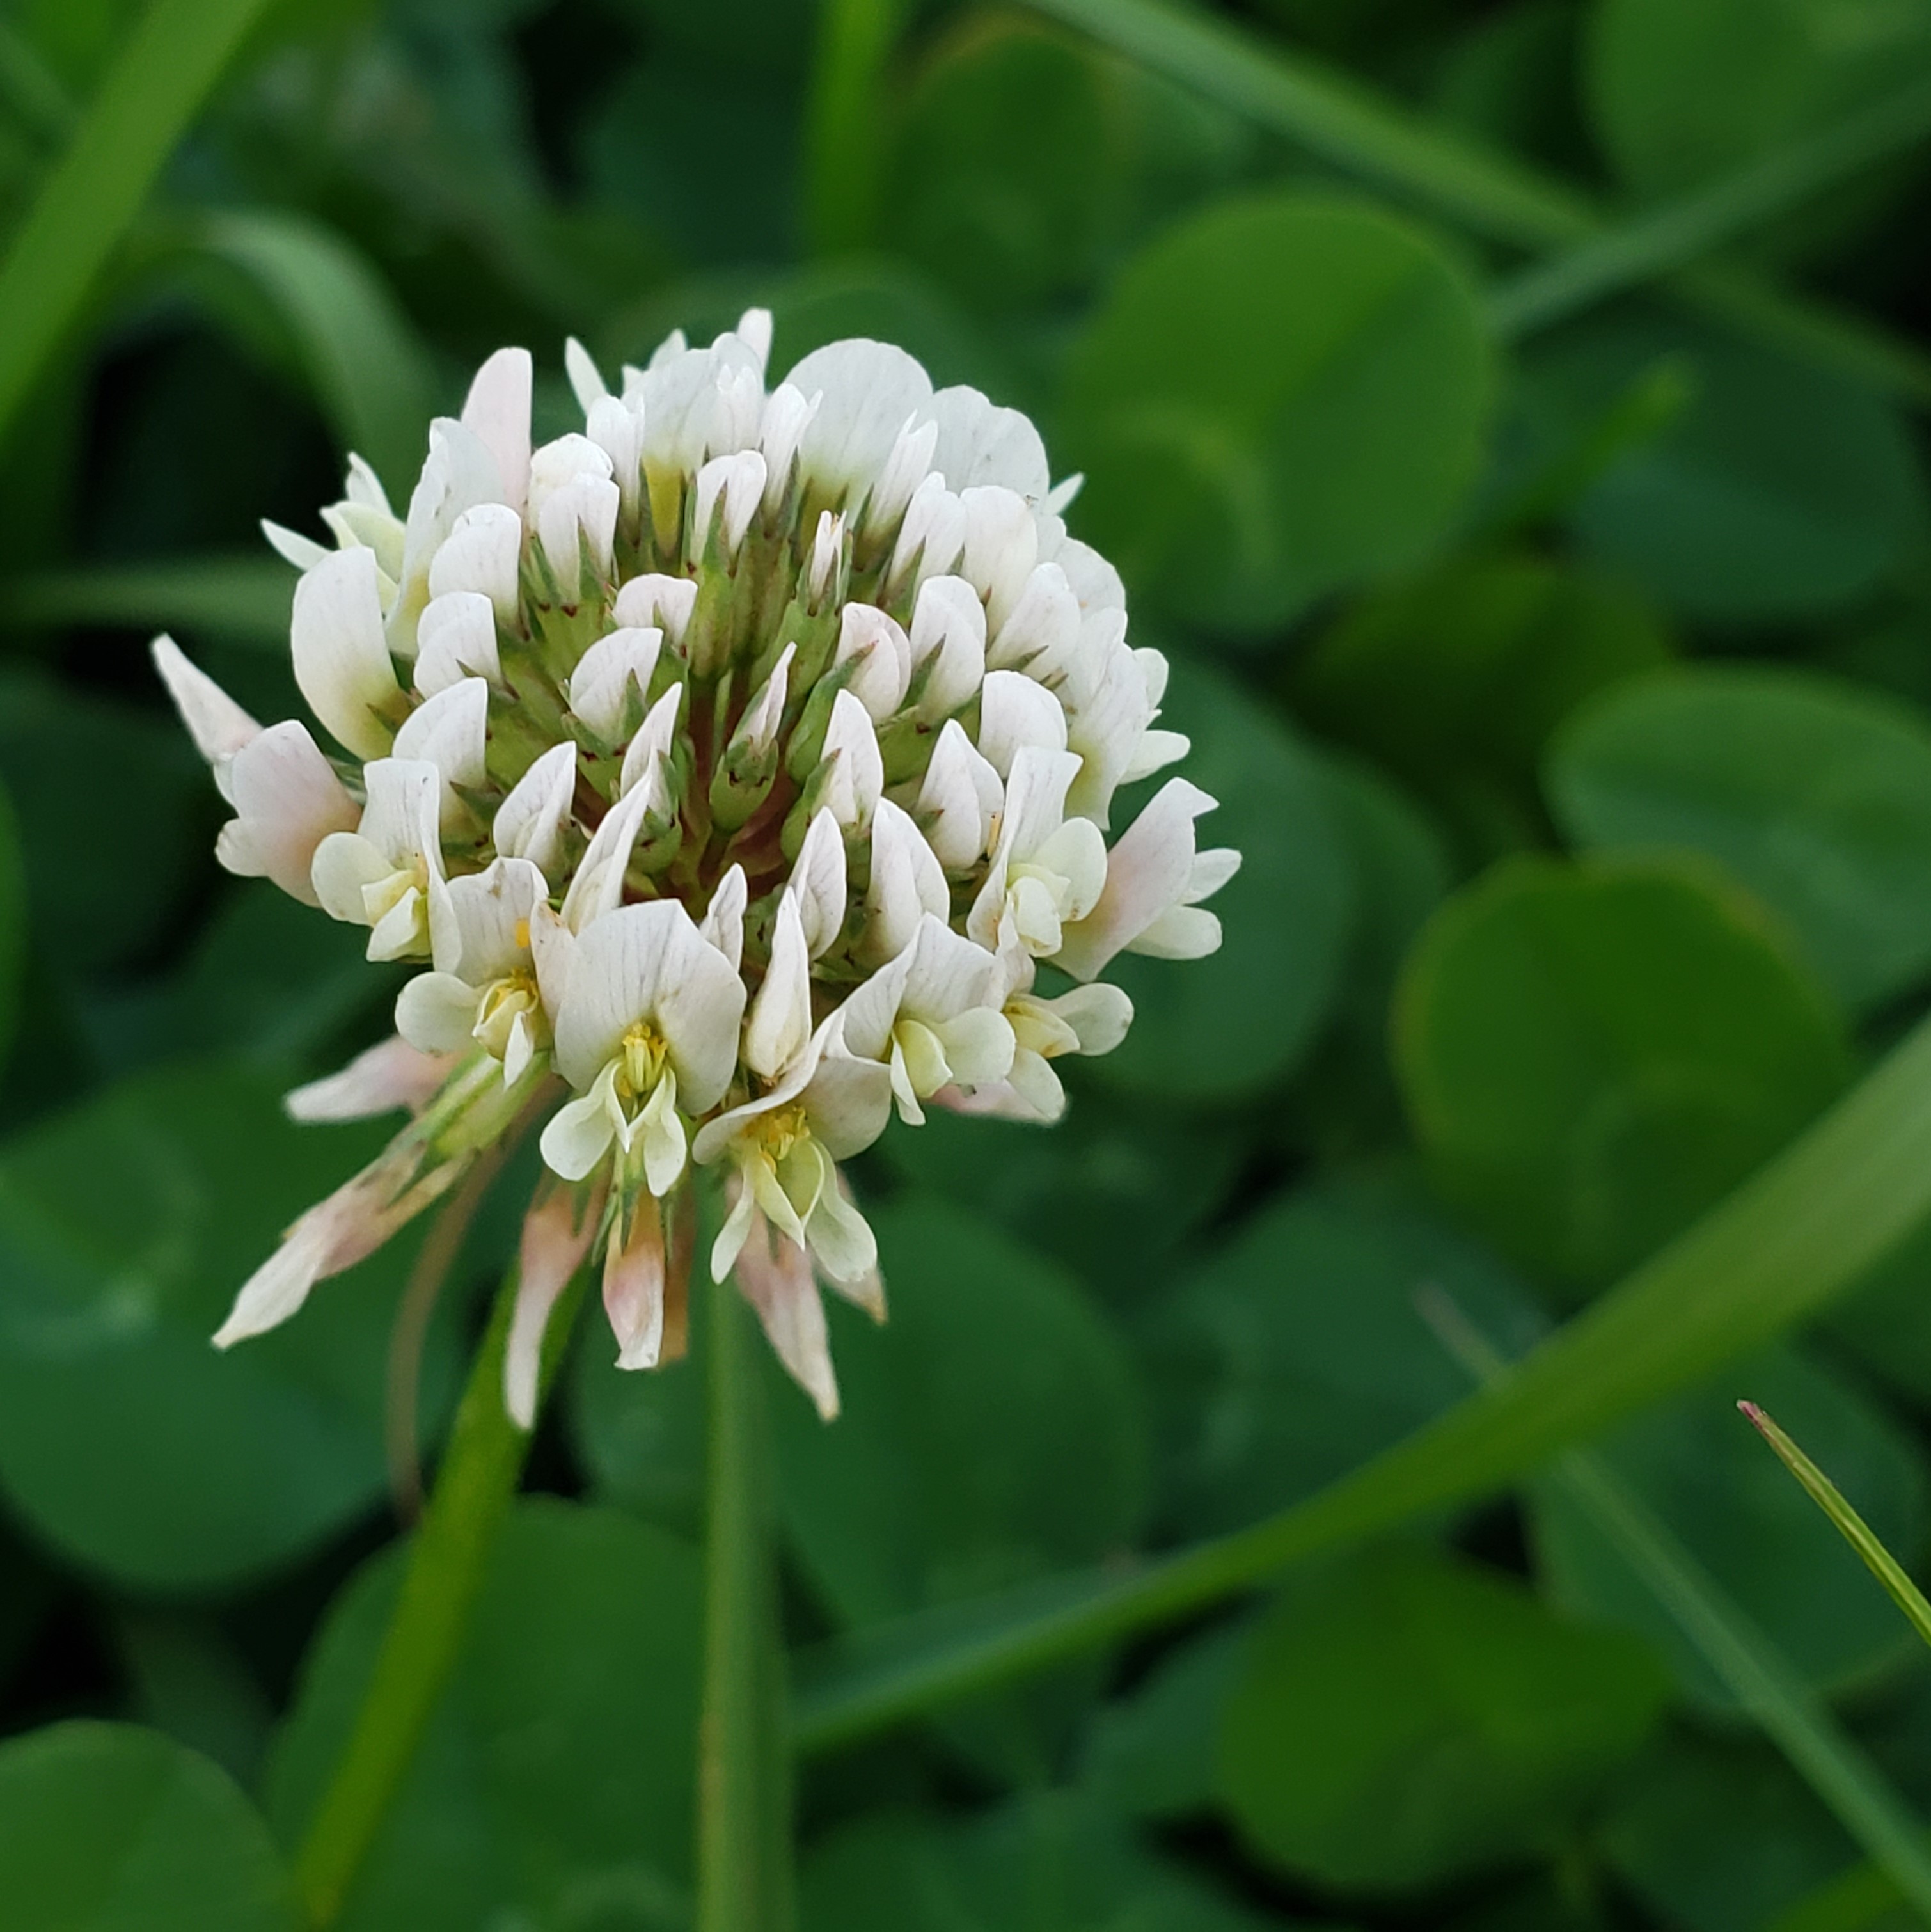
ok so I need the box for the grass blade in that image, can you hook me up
[0,0,275,450]
[189,210,437,494]
[1743,1404,1931,1653]
[1014,0,1931,406]
[803,0,912,257]
[3,554,292,645]
[1490,74,1931,337]
[793,1005,1931,1752]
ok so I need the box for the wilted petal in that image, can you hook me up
[285,1035,455,1122]
[505,1179,602,1427]
[734,1215,838,1421]
[604,1196,667,1370]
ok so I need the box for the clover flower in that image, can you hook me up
[155,315,1239,1421]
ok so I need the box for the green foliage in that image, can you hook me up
[1547,665,1931,1011]
[14,0,1931,1921]
[0,1062,448,1590]
[1398,855,1852,1289]
[1218,1544,1670,1892]
[0,1721,300,1931]
[267,1500,700,1931]
[1061,193,1494,634]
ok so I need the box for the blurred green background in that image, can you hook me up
[11,0,1931,1925]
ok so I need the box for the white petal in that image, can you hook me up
[415,591,500,695]
[899,915,1004,1024]
[285,1035,453,1121]
[560,781,650,935]
[538,473,619,594]
[1129,903,1223,960]
[612,572,698,645]
[444,855,547,979]
[393,676,489,817]
[917,720,999,869]
[494,741,578,880]
[759,382,820,512]
[805,1163,879,1291]
[988,562,1079,674]
[565,336,610,411]
[745,892,813,1079]
[863,413,939,536]
[787,809,847,958]
[702,864,748,970]
[930,1005,1016,1088]
[736,642,793,756]
[977,670,1066,778]
[310,832,390,924]
[1186,846,1242,903]
[261,519,331,571]
[833,603,911,720]
[461,346,533,514]
[395,971,484,1055]
[908,574,986,721]
[865,798,948,963]
[888,472,966,593]
[540,1072,620,1182]
[821,690,883,832]
[588,395,644,516]
[1055,777,1218,981]
[1122,727,1190,786]
[928,384,1050,498]
[691,449,766,558]
[618,681,684,802]
[291,546,400,759]
[785,339,934,505]
[1043,981,1134,1056]
[152,637,259,767]
[737,306,773,372]
[959,485,1037,631]
[427,502,523,620]
[221,721,358,905]
[569,626,662,740]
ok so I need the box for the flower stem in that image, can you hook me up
[294,1260,587,1928]
[697,1265,794,1932]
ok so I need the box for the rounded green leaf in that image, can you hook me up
[1518,314,1927,622]
[1061,193,1493,634]
[775,1196,1149,1624]
[0,1721,299,1931]
[0,1061,455,1591]
[1295,549,1673,857]
[1533,1345,1928,1708]
[1219,1545,1669,1894]
[1088,654,1355,1103]
[1586,0,1931,197]
[1396,855,1852,1291]
[888,17,1250,319]
[1547,665,1931,1011]
[265,1500,700,1931]
[1146,1173,1544,1536]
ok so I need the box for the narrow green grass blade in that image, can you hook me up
[1771,1858,1918,1932]
[792,1006,1931,1753]
[1422,1290,1931,1927]
[1744,1404,1931,1653]
[1014,0,1931,406]
[0,0,275,450]
[1490,74,1931,337]
[0,20,74,143]
[802,0,911,257]
[1558,1452,1931,1926]
[3,555,292,645]
[190,210,436,494]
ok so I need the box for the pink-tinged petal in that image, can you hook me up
[151,637,259,770]
[734,1215,839,1421]
[219,721,359,906]
[505,1180,602,1425]
[461,346,532,514]
[494,741,578,881]
[1053,778,1218,982]
[285,1035,455,1122]
[292,545,400,760]
[604,1195,666,1371]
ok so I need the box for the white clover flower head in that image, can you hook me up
[155,315,1239,1422]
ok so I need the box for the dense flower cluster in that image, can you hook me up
[155,314,1238,1421]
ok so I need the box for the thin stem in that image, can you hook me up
[791,1005,1931,1752]
[294,1260,587,1928]
[1489,74,1931,338]
[386,1148,507,1524]
[0,0,276,450]
[697,1265,793,1932]
[1742,1402,1931,1651]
